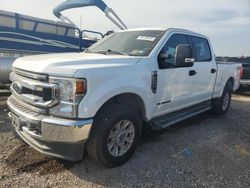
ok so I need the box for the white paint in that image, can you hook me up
[12,28,242,120]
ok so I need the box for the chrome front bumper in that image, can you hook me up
[7,96,93,161]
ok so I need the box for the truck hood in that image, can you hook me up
[13,52,142,77]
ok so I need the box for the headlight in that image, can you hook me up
[49,77,87,118]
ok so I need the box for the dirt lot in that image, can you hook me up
[0,92,249,188]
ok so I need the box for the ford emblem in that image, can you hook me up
[12,81,22,94]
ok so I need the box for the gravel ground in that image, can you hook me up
[0,92,249,188]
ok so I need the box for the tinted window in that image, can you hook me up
[191,36,211,62]
[158,34,189,68]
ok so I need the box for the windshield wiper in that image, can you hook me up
[84,48,90,53]
[95,49,128,56]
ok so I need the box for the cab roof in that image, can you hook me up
[119,27,208,39]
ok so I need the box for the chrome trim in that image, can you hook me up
[10,72,52,89]
[185,58,195,63]
[8,104,93,143]
[13,67,48,81]
[7,96,44,124]
[8,95,46,114]
[22,126,42,139]
[42,116,93,127]
[41,117,93,142]
[10,72,59,108]
[240,79,250,85]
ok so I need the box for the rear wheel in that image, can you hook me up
[212,81,232,115]
[86,104,141,168]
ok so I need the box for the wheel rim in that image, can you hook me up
[222,92,230,111]
[107,120,135,157]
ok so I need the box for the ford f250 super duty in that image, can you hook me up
[7,28,242,167]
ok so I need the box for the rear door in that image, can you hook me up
[189,36,217,102]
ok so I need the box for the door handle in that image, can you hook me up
[189,70,197,76]
[211,68,217,74]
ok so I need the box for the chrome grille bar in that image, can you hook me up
[12,67,48,82]
[8,95,47,114]
[10,71,59,108]
[7,96,45,124]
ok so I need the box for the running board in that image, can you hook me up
[149,101,212,130]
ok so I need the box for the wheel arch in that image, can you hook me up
[94,92,147,122]
[227,77,234,92]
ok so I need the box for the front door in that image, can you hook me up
[153,33,197,117]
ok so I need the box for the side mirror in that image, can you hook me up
[175,44,194,67]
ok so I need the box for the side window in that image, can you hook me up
[158,34,189,68]
[191,36,212,62]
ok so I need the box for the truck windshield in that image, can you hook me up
[86,30,165,56]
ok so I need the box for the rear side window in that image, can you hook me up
[191,36,212,62]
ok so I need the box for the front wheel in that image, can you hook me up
[86,104,142,168]
[212,81,232,115]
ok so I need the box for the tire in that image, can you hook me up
[212,81,232,115]
[86,104,142,168]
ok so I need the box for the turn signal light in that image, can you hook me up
[76,80,86,94]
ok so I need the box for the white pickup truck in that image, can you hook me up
[8,28,242,167]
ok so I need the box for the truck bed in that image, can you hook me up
[216,61,241,65]
[212,61,242,98]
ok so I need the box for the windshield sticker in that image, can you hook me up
[137,36,156,42]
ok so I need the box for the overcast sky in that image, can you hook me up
[1,0,250,56]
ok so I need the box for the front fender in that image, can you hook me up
[78,73,154,120]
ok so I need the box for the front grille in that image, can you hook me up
[21,87,53,102]
[10,69,59,108]
[8,95,47,116]
[8,96,43,136]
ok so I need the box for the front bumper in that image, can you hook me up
[7,96,93,161]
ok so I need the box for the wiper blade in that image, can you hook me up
[107,49,128,56]
[95,49,128,56]
[84,48,90,53]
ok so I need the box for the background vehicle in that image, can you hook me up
[7,28,242,167]
[240,62,250,88]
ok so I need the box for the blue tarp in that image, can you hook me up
[53,0,108,18]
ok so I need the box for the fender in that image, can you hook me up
[77,67,155,119]
[78,84,153,120]
[213,65,240,98]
